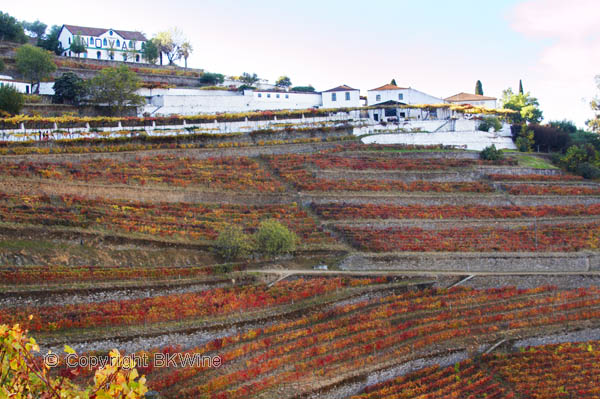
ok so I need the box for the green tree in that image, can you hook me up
[0,11,27,43]
[37,25,63,55]
[0,58,4,73]
[291,85,315,92]
[199,72,225,86]
[475,80,483,95]
[480,144,504,161]
[515,124,534,152]
[53,72,87,105]
[178,41,193,68]
[275,76,292,89]
[214,225,251,261]
[478,116,502,132]
[501,88,543,124]
[22,20,47,38]
[70,34,87,58]
[391,78,397,86]
[519,79,524,95]
[255,219,297,257]
[87,65,144,115]
[588,75,600,133]
[142,39,159,64]
[15,44,56,94]
[240,72,259,86]
[0,85,25,115]
[154,28,187,65]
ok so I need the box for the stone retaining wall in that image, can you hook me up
[341,253,600,273]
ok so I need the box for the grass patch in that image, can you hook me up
[514,154,558,169]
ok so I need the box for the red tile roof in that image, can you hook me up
[445,92,497,102]
[370,83,407,91]
[323,84,358,92]
[62,25,147,41]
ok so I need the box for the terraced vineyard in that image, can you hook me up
[353,340,600,398]
[2,141,600,398]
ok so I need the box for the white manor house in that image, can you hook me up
[58,25,147,63]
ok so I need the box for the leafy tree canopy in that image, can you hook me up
[87,65,144,115]
[275,76,292,88]
[0,85,25,115]
[240,72,259,86]
[501,88,543,124]
[588,75,600,133]
[53,72,87,105]
[0,11,27,43]
[15,44,56,94]
[199,72,225,86]
[22,20,47,38]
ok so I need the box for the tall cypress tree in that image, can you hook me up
[475,80,483,95]
[519,79,524,95]
[391,78,397,86]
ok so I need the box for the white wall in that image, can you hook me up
[140,88,322,116]
[322,90,361,108]
[0,76,31,94]
[361,131,516,151]
[367,88,444,106]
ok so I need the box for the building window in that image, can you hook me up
[103,38,107,46]
[345,92,350,101]
[258,93,262,98]
[116,39,120,47]
[267,93,271,98]
[122,53,127,61]
[109,30,113,36]
[398,93,403,100]
[285,94,289,99]
[68,38,71,44]
[26,85,30,94]
[141,42,145,48]
[96,51,101,59]
[276,93,280,98]
[135,54,140,62]
[332,93,336,101]
[109,53,114,60]
[376,94,381,102]
[129,41,133,47]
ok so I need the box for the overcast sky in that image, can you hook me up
[3,0,599,127]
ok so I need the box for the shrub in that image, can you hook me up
[531,123,570,152]
[515,124,534,152]
[480,144,504,161]
[576,163,600,179]
[478,116,502,132]
[214,225,251,261]
[0,85,25,115]
[255,219,297,257]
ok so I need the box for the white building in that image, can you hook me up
[321,85,361,108]
[58,25,147,63]
[0,75,31,94]
[367,83,444,106]
[445,92,497,109]
[140,88,323,116]
[367,83,447,122]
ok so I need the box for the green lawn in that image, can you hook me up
[514,154,558,169]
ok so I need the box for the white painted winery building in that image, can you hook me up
[367,83,444,106]
[140,88,323,115]
[0,75,31,94]
[58,25,147,63]
[321,85,361,108]
[445,92,497,109]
